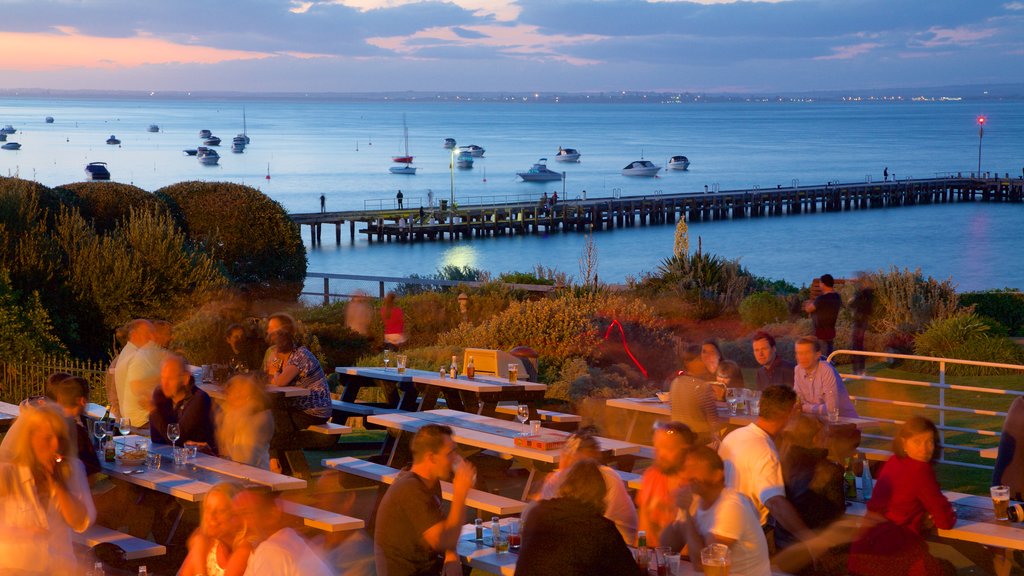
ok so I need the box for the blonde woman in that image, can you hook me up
[179,482,251,576]
[216,374,274,470]
[0,399,95,575]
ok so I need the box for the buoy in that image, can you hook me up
[265,163,271,180]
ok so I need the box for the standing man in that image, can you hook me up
[319,194,326,213]
[375,424,476,576]
[113,319,153,418]
[718,385,813,550]
[849,273,876,375]
[752,332,795,390]
[883,167,889,182]
[427,188,434,209]
[803,274,842,357]
[396,189,404,209]
[636,421,696,547]
[119,319,166,429]
[793,336,858,419]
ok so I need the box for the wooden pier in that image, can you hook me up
[290,176,1024,245]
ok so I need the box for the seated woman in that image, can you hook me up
[266,329,333,462]
[0,399,96,575]
[712,360,746,402]
[179,482,251,576]
[701,339,724,378]
[848,417,957,576]
[216,374,274,470]
[669,374,722,448]
[517,459,642,576]
[777,415,845,551]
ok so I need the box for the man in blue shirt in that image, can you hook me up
[793,336,858,419]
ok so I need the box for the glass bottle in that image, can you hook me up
[844,458,858,499]
[449,355,458,379]
[466,356,475,379]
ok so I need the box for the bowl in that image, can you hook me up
[117,448,148,466]
[656,392,671,403]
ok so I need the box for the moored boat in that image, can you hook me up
[389,164,418,175]
[443,138,457,149]
[621,159,661,177]
[461,144,485,157]
[1,125,15,134]
[183,149,198,156]
[1,142,21,150]
[85,162,111,181]
[667,155,690,170]
[45,116,55,124]
[106,135,121,145]
[203,136,221,146]
[199,129,212,139]
[456,151,474,168]
[196,146,220,165]
[148,124,160,133]
[554,147,581,162]
[517,158,564,182]
[392,114,414,164]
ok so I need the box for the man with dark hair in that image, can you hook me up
[375,424,476,576]
[661,446,771,576]
[152,320,172,350]
[752,331,795,390]
[51,374,102,478]
[149,355,216,452]
[793,336,857,419]
[803,274,842,357]
[849,273,876,375]
[637,421,696,547]
[719,385,813,550]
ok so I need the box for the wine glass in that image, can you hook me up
[726,388,739,416]
[517,404,530,436]
[118,417,131,436]
[167,423,181,449]
[383,349,391,371]
[93,420,108,456]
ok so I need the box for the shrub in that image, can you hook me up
[868,267,959,335]
[0,271,67,358]
[59,181,167,233]
[912,312,1024,375]
[960,290,1024,336]
[497,270,556,286]
[739,292,789,328]
[156,181,306,300]
[636,250,760,317]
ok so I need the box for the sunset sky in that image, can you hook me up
[1,0,1020,93]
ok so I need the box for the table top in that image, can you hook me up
[104,438,246,502]
[0,400,19,419]
[606,397,880,429]
[198,382,310,400]
[367,409,639,464]
[338,366,546,393]
[148,442,307,491]
[336,366,418,383]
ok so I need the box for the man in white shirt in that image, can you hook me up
[793,336,858,419]
[121,328,166,429]
[662,446,771,576]
[718,385,813,549]
[112,319,152,419]
[234,489,334,576]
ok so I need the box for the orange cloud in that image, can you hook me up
[0,26,273,71]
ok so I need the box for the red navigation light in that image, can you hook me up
[978,116,986,125]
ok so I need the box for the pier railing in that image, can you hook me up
[828,349,1024,471]
[303,272,556,304]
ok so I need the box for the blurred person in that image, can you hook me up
[0,399,96,575]
[345,291,374,337]
[233,489,333,576]
[718,385,813,549]
[793,336,858,419]
[267,328,332,444]
[517,459,642,576]
[381,292,406,350]
[224,323,256,373]
[993,396,1024,500]
[701,339,724,379]
[50,374,102,478]
[121,319,167,429]
[752,331,795,390]
[636,421,696,547]
[217,374,274,470]
[261,312,297,374]
[105,324,130,418]
[374,424,476,576]
[803,274,842,357]
[538,429,638,543]
[777,415,845,551]
[848,417,957,576]
[659,446,770,576]
[113,318,154,421]
[311,473,375,576]
[849,273,876,375]
[714,359,746,401]
[669,374,722,448]
[667,343,709,387]
[150,354,217,453]
[179,482,251,576]
[153,319,173,349]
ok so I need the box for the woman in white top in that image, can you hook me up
[179,482,252,576]
[0,398,96,575]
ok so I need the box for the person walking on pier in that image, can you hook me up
[883,167,889,182]
[319,194,326,213]
[396,190,404,209]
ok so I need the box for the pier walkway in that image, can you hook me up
[290,175,1023,245]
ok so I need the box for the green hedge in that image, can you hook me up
[961,290,1024,336]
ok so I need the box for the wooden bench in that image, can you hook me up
[859,447,891,462]
[279,500,365,533]
[73,525,166,560]
[323,456,527,516]
[494,405,581,425]
[306,421,352,435]
[613,468,643,491]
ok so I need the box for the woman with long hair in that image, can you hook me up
[179,482,251,576]
[0,399,96,575]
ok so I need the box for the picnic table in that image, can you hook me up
[0,400,19,431]
[605,397,880,442]
[367,409,640,499]
[197,382,311,400]
[335,367,421,411]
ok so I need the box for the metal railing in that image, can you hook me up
[828,349,1024,471]
[302,272,557,304]
[0,355,110,405]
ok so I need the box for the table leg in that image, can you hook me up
[339,380,363,403]
[397,382,420,412]
[624,412,639,442]
[419,386,441,411]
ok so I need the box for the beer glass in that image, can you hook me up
[992,485,1010,521]
[701,543,731,576]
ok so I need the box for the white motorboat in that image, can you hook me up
[2,142,21,150]
[456,151,474,168]
[518,158,564,182]
[203,136,221,146]
[45,116,55,124]
[461,144,485,157]
[196,146,220,165]
[389,164,418,175]
[232,136,247,152]
[85,162,111,181]
[199,129,212,139]
[106,135,121,145]
[667,155,690,170]
[147,124,160,133]
[622,159,661,177]
[554,147,580,162]
[443,138,457,149]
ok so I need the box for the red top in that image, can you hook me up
[382,306,404,336]
[867,455,956,533]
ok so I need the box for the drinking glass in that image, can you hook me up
[654,546,671,576]
[383,349,391,370]
[992,485,1010,521]
[396,354,407,374]
[726,388,739,416]
[749,390,761,417]
[93,421,108,456]
[701,543,731,576]
[530,420,542,435]
[167,423,181,449]
[186,444,199,461]
[173,446,188,466]
[145,452,161,470]
[517,405,530,436]
[507,519,521,551]
[494,530,509,554]
[507,363,518,384]
[118,417,131,436]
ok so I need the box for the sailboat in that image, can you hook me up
[236,107,250,145]
[389,114,417,174]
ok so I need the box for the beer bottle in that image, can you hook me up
[466,357,475,380]
[449,356,458,379]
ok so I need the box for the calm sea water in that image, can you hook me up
[1,96,1021,291]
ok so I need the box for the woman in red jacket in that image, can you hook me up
[848,416,957,576]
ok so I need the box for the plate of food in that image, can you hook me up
[117,447,148,466]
